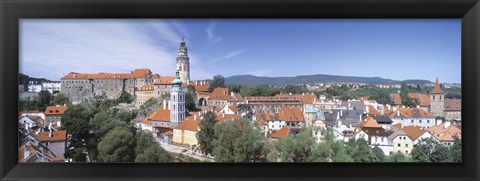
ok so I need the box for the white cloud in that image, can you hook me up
[209,49,247,63]
[20,19,184,80]
[206,22,222,43]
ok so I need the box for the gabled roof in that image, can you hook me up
[132,68,152,78]
[387,108,435,118]
[371,116,393,124]
[272,127,290,139]
[444,99,461,111]
[428,122,461,142]
[34,130,67,142]
[366,105,380,115]
[401,125,427,140]
[390,93,402,105]
[146,102,171,122]
[153,76,175,85]
[430,78,444,94]
[173,116,199,132]
[44,106,68,115]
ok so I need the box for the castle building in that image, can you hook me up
[176,37,190,85]
[170,68,186,125]
[429,78,445,117]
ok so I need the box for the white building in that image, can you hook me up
[42,81,61,94]
[387,108,436,128]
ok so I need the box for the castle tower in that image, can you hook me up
[170,68,186,125]
[176,36,190,85]
[429,78,445,117]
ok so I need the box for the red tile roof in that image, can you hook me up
[146,102,171,122]
[34,130,67,142]
[387,108,435,118]
[444,99,461,111]
[44,106,68,115]
[428,122,461,142]
[430,78,444,94]
[408,93,430,107]
[153,76,176,85]
[173,117,199,132]
[272,127,290,139]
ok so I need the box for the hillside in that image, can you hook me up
[224,74,432,85]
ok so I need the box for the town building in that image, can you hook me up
[172,115,200,147]
[354,117,392,155]
[245,96,303,112]
[387,108,435,128]
[444,99,461,122]
[42,81,61,94]
[428,121,461,147]
[389,124,432,155]
[135,84,155,108]
[176,36,190,85]
[32,130,67,159]
[254,107,304,133]
[44,105,68,128]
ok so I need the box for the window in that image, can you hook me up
[406,151,409,154]
[427,120,430,123]
[405,144,408,147]
[419,120,422,123]
[398,143,401,147]
[411,120,414,123]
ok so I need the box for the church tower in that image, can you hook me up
[429,78,445,117]
[176,37,190,85]
[170,68,186,125]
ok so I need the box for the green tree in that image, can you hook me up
[386,152,409,162]
[209,74,225,91]
[53,93,70,106]
[118,92,134,103]
[19,73,30,92]
[97,126,135,162]
[349,138,379,162]
[37,90,53,111]
[274,129,316,162]
[196,111,218,156]
[372,145,386,162]
[411,137,436,162]
[212,117,266,162]
[448,137,462,162]
[400,82,416,107]
[134,130,172,162]
[185,92,199,112]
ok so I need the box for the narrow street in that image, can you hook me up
[156,139,214,162]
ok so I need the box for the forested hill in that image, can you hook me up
[224,74,432,85]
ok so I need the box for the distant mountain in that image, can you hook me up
[223,74,432,85]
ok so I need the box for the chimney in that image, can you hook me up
[222,113,225,118]
[194,115,197,120]
[337,120,342,127]
[401,124,404,128]
[402,105,405,108]
[366,106,369,114]
[340,110,343,117]
[397,111,400,117]
[289,92,292,96]
[349,124,352,129]
[336,112,340,120]
[436,119,442,126]
[231,91,234,96]
[49,131,53,137]
[302,92,305,95]
[348,103,351,110]
[163,100,166,110]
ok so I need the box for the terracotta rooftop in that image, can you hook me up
[173,116,199,132]
[387,108,435,118]
[34,130,67,142]
[272,127,290,139]
[428,122,461,142]
[444,99,461,111]
[44,106,68,115]
[153,76,176,85]
[146,102,171,122]
[430,78,444,94]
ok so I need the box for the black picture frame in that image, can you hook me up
[1,0,479,180]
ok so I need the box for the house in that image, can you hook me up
[216,105,238,114]
[387,108,436,128]
[303,104,317,127]
[142,100,173,132]
[44,105,68,128]
[444,99,461,122]
[207,88,244,107]
[428,121,461,147]
[390,93,430,111]
[18,140,64,163]
[153,76,175,97]
[253,107,304,133]
[172,115,200,147]
[271,127,290,139]
[245,96,303,112]
[42,81,61,94]
[135,84,156,108]
[388,124,432,155]
[354,117,392,155]
[370,115,393,129]
[32,130,67,159]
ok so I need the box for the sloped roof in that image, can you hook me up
[44,106,68,115]
[408,93,430,107]
[173,116,199,132]
[387,108,435,118]
[153,76,175,85]
[444,99,461,111]
[430,78,444,94]
[146,103,171,122]
[428,122,461,142]
[272,127,290,139]
[34,130,67,142]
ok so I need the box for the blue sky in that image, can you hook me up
[20,19,461,83]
